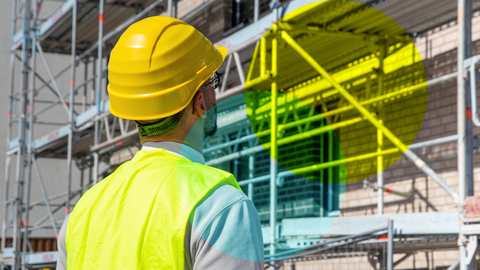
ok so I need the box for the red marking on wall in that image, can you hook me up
[386,188,392,194]
[30,104,34,110]
[51,8,64,24]
[465,196,480,218]
[216,39,231,49]
[42,253,54,262]
[467,108,472,120]
[37,7,41,11]
[56,234,59,238]
[99,14,104,22]
[8,111,12,117]
[71,79,75,85]
[48,130,59,142]
[63,102,67,107]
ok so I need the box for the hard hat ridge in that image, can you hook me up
[148,21,188,71]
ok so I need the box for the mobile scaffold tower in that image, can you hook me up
[2,0,480,269]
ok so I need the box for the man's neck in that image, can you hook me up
[141,141,205,164]
[139,110,205,153]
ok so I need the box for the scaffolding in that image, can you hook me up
[1,0,480,269]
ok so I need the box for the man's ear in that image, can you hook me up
[193,90,207,117]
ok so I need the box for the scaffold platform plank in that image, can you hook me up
[281,212,459,237]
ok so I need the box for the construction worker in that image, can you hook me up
[56,16,264,269]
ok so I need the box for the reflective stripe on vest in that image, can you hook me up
[66,148,240,269]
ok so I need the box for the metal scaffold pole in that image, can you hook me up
[254,0,259,22]
[93,0,105,185]
[1,0,18,266]
[387,219,393,270]
[269,24,278,270]
[66,0,78,218]
[377,41,385,215]
[248,155,254,200]
[465,0,474,198]
[168,0,172,17]
[21,0,40,267]
[13,0,31,268]
[458,0,471,269]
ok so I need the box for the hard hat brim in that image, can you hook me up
[215,45,228,62]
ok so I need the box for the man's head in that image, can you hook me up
[107,17,227,151]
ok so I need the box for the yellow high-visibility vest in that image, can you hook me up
[66,148,241,269]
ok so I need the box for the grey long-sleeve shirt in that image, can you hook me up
[56,141,264,269]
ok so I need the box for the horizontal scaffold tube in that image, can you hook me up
[237,133,459,186]
[206,117,364,166]
[238,148,399,186]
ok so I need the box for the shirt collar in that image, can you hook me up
[141,141,206,165]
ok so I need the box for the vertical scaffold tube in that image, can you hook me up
[387,219,394,270]
[14,0,31,267]
[465,0,474,197]
[260,37,266,76]
[94,0,105,185]
[269,25,278,270]
[458,0,468,269]
[1,157,11,264]
[377,42,385,215]
[248,155,254,200]
[254,0,259,22]
[66,0,77,217]
[2,0,18,265]
[22,0,39,266]
[96,0,104,115]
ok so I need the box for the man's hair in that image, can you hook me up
[136,109,185,137]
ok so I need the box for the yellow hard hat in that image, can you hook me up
[108,16,227,120]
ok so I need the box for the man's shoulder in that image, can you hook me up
[191,184,253,232]
[188,184,264,265]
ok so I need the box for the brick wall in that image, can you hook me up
[2,238,58,252]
